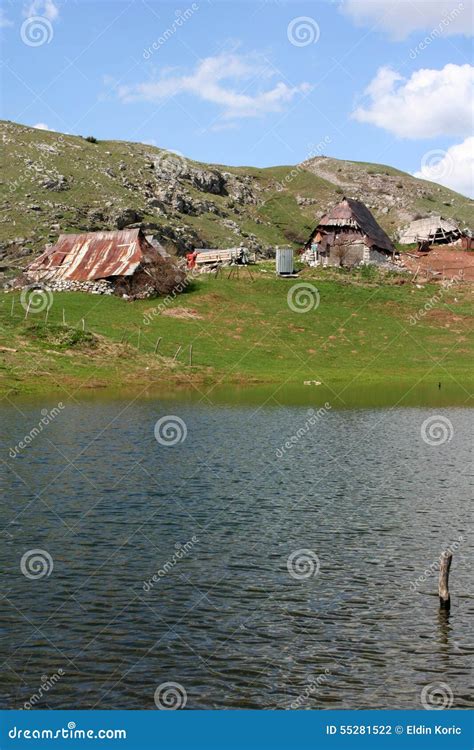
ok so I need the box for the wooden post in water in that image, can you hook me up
[137,327,141,350]
[81,318,85,331]
[438,551,452,610]
[10,297,14,317]
[189,343,193,366]
[62,308,66,325]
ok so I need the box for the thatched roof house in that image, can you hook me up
[398,216,463,246]
[26,229,185,298]
[305,198,394,267]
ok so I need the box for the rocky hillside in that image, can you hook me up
[1,120,472,275]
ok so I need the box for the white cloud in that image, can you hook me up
[353,64,474,138]
[33,122,51,130]
[0,9,14,27]
[117,53,311,120]
[23,0,59,21]
[340,0,473,40]
[414,137,474,198]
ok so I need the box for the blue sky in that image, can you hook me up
[1,0,473,195]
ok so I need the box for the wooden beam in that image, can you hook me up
[438,551,452,609]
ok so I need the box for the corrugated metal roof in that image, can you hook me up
[28,229,147,281]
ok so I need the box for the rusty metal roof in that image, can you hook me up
[28,229,148,281]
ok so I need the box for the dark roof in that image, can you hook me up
[315,198,394,253]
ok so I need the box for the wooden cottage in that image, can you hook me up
[305,198,395,267]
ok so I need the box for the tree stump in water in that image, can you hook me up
[438,551,452,610]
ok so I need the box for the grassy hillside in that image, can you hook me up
[1,120,472,278]
[1,265,472,397]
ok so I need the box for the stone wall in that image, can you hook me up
[24,277,114,295]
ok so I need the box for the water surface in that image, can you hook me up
[0,398,472,709]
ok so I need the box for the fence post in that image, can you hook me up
[438,551,452,610]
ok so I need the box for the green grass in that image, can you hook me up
[1,267,472,396]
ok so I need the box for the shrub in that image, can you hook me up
[358,264,378,281]
[84,136,98,144]
[25,322,96,349]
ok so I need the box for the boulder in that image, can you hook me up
[191,169,225,195]
[114,208,143,229]
[41,174,69,191]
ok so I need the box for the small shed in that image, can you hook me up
[276,248,294,275]
[398,216,464,246]
[26,229,185,298]
[305,198,394,268]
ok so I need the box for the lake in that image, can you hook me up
[0,394,472,710]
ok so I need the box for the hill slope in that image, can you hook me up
[1,120,472,274]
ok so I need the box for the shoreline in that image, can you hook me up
[3,374,473,409]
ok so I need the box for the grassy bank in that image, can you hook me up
[1,266,472,398]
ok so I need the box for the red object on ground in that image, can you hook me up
[186,251,197,269]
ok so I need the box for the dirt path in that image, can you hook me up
[401,246,474,282]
